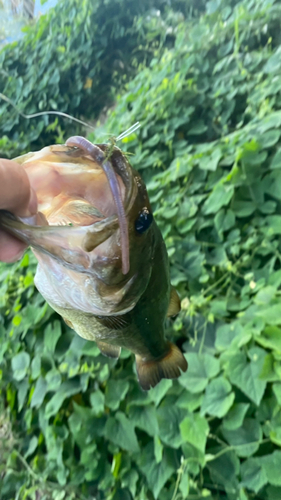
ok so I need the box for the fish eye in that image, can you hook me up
[135,208,153,234]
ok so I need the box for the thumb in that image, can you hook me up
[0,159,38,217]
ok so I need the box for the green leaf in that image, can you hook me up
[104,412,139,453]
[265,216,281,236]
[179,353,220,393]
[258,130,280,148]
[215,322,245,351]
[154,436,163,464]
[270,148,281,169]
[105,379,130,410]
[206,0,221,14]
[157,400,185,448]
[227,348,267,405]
[256,326,281,352]
[215,209,235,233]
[200,148,222,171]
[265,171,281,200]
[259,451,281,486]
[12,352,30,381]
[207,450,239,493]
[254,286,276,305]
[260,354,280,382]
[180,412,209,454]
[179,469,190,497]
[90,390,105,415]
[266,486,281,500]
[176,390,203,411]
[121,470,139,498]
[45,369,62,391]
[17,379,29,411]
[31,355,41,380]
[232,199,256,217]
[222,419,262,458]
[202,184,234,215]
[148,379,172,406]
[138,442,177,498]
[188,120,207,136]
[45,378,81,419]
[30,376,48,408]
[24,436,38,459]
[201,377,235,418]
[111,489,132,500]
[81,341,100,357]
[269,270,281,288]
[44,321,62,354]
[273,383,281,405]
[128,405,159,437]
[268,414,281,447]
[68,403,104,448]
[240,458,267,493]
[264,48,281,73]
[256,304,281,325]
[223,403,250,430]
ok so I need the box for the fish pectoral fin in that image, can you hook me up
[96,340,121,359]
[167,286,181,317]
[95,314,131,330]
[135,342,188,391]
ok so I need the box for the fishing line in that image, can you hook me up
[116,122,141,141]
[0,92,96,131]
[0,92,141,142]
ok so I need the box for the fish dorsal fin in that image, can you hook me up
[96,340,121,359]
[167,286,181,317]
[95,314,131,330]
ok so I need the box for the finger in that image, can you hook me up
[0,229,26,262]
[0,159,37,216]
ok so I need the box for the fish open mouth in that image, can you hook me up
[0,138,136,276]
[65,136,129,274]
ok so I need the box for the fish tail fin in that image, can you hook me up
[135,342,188,391]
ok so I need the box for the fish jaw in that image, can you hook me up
[0,210,119,276]
[34,253,140,316]
[28,215,155,315]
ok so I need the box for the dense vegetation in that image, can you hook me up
[0,0,197,157]
[1,0,281,498]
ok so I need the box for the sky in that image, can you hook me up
[34,0,58,16]
[0,0,58,45]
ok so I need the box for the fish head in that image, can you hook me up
[1,138,159,315]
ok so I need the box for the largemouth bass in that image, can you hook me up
[0,136,187,389]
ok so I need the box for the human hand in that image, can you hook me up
[0,158,37,262]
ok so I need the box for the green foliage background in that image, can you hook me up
[2,0,281,498]
[0,0,187,156]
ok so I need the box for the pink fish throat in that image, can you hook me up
[65,136,130,275]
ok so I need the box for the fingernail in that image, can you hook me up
[27,187,38,215]
[11,248,26,262]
